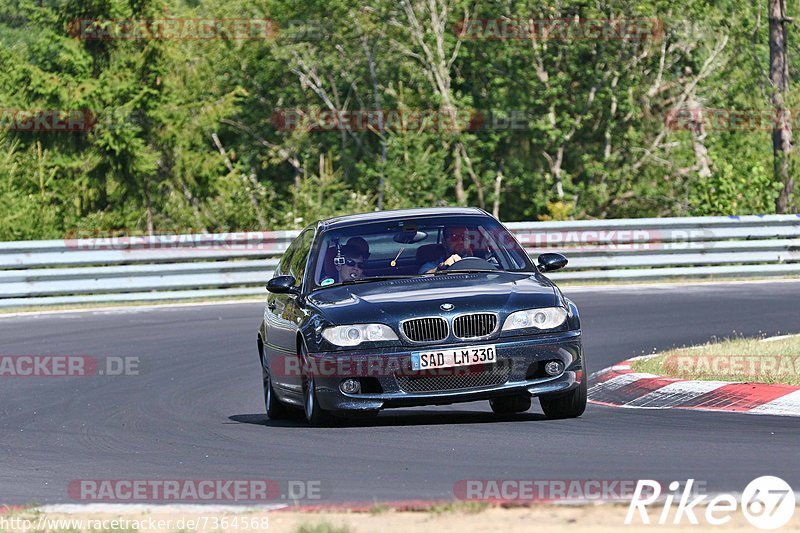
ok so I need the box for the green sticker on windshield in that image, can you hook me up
[320,277,334,286]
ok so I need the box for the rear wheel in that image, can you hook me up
[489,394,532,414]
[539,376,587,419]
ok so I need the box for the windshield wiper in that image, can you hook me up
[336,275,420,286]
[431,269,501,275]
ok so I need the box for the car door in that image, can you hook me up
[264,227,315,397]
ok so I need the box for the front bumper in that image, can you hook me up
[307,330,583,412]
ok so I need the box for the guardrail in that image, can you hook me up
[1,215,798,308]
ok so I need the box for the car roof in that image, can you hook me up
[318,207,488,231]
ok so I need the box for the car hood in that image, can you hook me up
[307,272,558,325]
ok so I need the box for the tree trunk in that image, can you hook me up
[543,146,565,199]
[492,166,503,219]
[770,0,794,212]
[686,98,712,178]
[453,146,466,205]
[144,175,154,237]
[363,37,387,210]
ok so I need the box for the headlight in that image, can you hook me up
[322,324,399,347]
[502,307,568,331]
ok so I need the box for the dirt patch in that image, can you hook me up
[5,502,798,532]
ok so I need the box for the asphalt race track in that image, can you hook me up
[2,280,799,505]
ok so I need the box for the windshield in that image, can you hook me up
[309,215,533,289]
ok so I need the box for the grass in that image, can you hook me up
[556,274,800,288]
[631,335,800,385]
[295,522,354,533]
[0,294,264,315]
[426,501,490,516]
[368,503,391,516]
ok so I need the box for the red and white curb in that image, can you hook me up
[589,357,800,417]
[31,501,450,514]
[31,504,287,514]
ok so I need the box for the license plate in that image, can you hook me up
[411,344,497,371]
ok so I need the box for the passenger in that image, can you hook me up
[345,237,370,261]
[334,244,367,282]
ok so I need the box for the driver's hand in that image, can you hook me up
[440,254,462,268]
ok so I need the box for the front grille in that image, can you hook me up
[402,317,448,342]
[395,361,512,393]
[453,313,497,339]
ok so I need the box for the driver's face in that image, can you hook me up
[445,227,472,255]
[337,255,365,280]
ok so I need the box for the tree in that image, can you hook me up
[769,0,794,212]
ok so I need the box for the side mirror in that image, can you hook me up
[537,253,568,272]
[266,275,300,295]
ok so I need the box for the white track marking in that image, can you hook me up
[761,334,800,342]
[625,380,729,408]
[588,373,656,395]
[749,389,800,416]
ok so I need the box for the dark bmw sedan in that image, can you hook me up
[258,207,585,425]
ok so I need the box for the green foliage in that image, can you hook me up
[0,0,796,240]
[281,153,373,228]
[689,157,778,216]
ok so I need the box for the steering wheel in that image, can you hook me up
[438,256,499,272]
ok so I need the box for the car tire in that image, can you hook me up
[539,375,587,419]
[299,343,335,427]
[262,361,292,420]
[489,394,532,414]
[302,375,335,426]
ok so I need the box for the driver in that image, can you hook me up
[335,244,367,281]
[419,226,480,274]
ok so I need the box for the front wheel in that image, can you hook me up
[300,341,335,426]
[302,375,335,426]
[539,376,587,419]
[263,363,291,420]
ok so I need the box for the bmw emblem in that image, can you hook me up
[440,303,454,311]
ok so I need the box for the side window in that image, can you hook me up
[288,228,315,284]
[277,240,296,277]
[277,228,313,279]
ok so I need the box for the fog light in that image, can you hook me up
[544,361,564,376]
[340,379,361,394]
